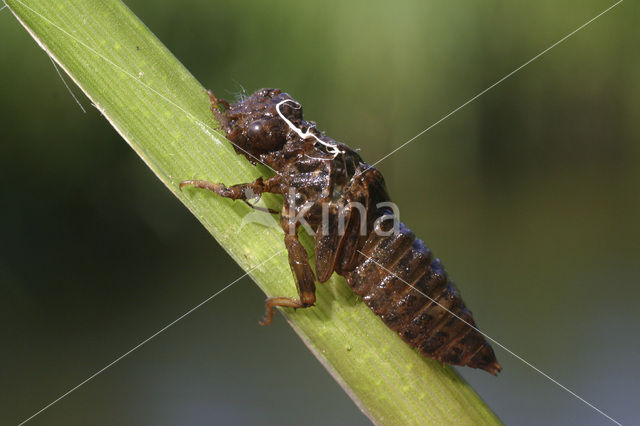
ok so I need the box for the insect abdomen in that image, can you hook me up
[343,222,502,375]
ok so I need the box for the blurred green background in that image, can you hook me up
[1,0,638,424]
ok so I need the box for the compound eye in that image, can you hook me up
[247,120,266,140]
[246,119,285,152]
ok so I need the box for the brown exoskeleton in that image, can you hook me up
[180,88,501,375]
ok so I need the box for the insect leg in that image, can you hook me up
[314,202,342,283]
[205,89,230,128]
[259,214,317,326]
[179,177,280,213]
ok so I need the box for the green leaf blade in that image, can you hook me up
[7,1,501,424]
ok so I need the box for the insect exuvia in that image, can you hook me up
[180,88,501,375]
